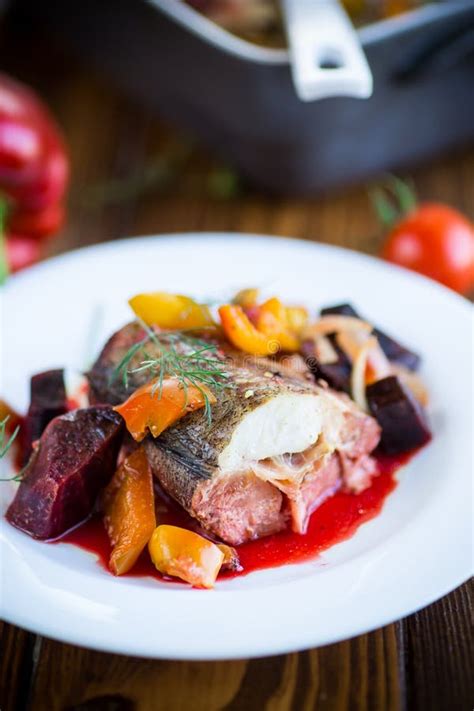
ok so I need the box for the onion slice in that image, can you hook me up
[303,314,429,413]
[351,336,377,412]
[313,335,339,364]
[336,330,391,382]
[303,315,372,340]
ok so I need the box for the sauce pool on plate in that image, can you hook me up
[59,450,413,582]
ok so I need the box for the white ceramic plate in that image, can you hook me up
[0,234,472,660]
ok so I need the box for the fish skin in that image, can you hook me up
[88,322,380,544]
[87,321,144,405]
[144,440,206,511]
[88,321,319,480]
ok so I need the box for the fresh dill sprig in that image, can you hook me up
[0,416,19,458]
[113,324,233,423]
[114,339,148,389]
[0,415,23,482]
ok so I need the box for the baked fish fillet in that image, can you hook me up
[89,323,380,544]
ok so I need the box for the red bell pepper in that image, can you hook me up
[4,233,43,274]
[0,73,69,280]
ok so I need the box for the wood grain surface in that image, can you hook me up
[0,8,473,711]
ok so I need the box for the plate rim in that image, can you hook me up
[3,231,473,314]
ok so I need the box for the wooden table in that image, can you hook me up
[1,12,473,711]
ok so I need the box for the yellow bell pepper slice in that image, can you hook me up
[285,305,309,334]
[232,287,260,309]
[102,447,156,575]
[129,292,215,330]
[148,525,224,588]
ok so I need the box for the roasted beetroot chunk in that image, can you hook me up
[7,407,124,539]
[320,303,421,371]
[301,337,351,393]
[21,369,67,466]
[372,329,420,372]
[367,376,431,454]
[321,303,358,318]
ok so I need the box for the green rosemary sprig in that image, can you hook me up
[113,324,233,423]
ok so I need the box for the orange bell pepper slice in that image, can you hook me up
[219,299,301,355]
[256,298,300,352]
[148,525,224,588]
[129,292,214,330]
[219,304,284,355]
[114,377,216,442]
[102,447,156,575]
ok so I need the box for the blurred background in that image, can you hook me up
[0,0,473,292]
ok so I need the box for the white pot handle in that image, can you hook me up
[281,0,373,101]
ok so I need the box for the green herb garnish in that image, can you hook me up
[0,416,19,458]
[0,416,23,482]
[113,324,233,423]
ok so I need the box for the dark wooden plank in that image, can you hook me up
[0,622,37,711]
[23,582,473,711]
[24,623,404,711]
[404,580,474,711]
[131,150,474,250]
[5,583,471,711]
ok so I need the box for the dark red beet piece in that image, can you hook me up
[366,376,431,455]
[301,338,351,393]
[321,303,358,318]
[372,329,420,371]
[21,369,67,466]
[7,406,124,540]
[320,304,421,371]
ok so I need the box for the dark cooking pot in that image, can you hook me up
[10,0,474,194]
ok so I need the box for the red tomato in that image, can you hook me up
[381,203,474,294]
[5,234,42,272]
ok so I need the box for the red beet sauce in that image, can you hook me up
[60,450,413,582]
